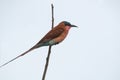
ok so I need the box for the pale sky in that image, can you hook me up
[0,0,120,80]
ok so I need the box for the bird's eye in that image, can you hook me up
[63,21,71,26]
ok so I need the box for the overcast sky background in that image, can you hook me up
[0,0,120,80]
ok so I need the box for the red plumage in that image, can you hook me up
[0,21,77,68]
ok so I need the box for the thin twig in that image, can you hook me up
[42,4,54,80]
[51,4,54,29]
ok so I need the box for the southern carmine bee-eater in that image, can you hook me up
[0,21,77,68]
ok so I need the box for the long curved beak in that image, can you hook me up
[71,24,78,27]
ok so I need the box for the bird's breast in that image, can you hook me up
[53,30,69,43]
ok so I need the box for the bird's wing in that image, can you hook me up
[38,27,64,44]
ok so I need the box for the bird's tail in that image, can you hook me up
[0,47,36,68]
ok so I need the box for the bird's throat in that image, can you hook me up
[65,26,71,31]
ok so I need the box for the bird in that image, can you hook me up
[0,21,77,68]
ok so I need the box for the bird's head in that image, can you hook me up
[63,21,77,27]
[61,21,77,30]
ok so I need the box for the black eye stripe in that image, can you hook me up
[63,21,71,26]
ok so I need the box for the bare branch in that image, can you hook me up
[42,4,54,80]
